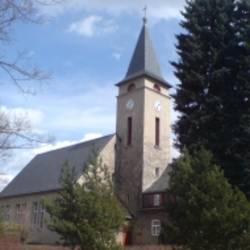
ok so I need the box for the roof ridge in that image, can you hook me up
[36,134,115,157]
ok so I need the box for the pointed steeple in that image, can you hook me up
[117,18,171,88]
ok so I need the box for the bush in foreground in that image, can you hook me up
[162,148,250,250]
[45,153,125,250]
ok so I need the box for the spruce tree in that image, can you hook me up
[45,154,125,250]
[173,0,250,192]
[162,148,250,250]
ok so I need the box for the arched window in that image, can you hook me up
[127,83,135,92]
[153,84,161,92]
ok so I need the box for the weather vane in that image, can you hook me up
[143,5,147,24]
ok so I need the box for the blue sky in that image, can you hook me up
[0,0,185,189]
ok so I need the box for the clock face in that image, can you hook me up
[154,100,162,112]
[126,99,135,110]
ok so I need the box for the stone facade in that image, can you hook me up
[0,192,59,244]
[142,78,171,192]
[115,76,171,244]
[115,77,171,204]
[115,77,145,213]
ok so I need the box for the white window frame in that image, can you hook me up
[153,194,161,207]
[31,201,45,229]
[151,219,161,236]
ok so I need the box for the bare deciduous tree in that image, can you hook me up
[0,0,62,157]
[0,107,53,159]
[0,108,29,158]
[0,0,53,91]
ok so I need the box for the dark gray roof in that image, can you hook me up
[144,165,171,193]
[117,22,171,88]
[0,134,114,198]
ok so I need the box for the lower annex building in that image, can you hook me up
[0,17,172,245]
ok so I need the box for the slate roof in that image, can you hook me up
[144,165,171,193]
[0,134,115,198]
[117,21,171,88]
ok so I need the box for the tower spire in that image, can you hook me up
[116,14,171,88]
[143,5,147,25]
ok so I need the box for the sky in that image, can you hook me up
[0,0,185,190]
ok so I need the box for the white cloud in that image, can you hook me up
[68,15,118,37]
[0,173,13,191]
[40,0,185,21]
[112,52,122,60]
[0,106,44,128]
[68,15,101,37]
[0,74,117,135]
[34,132,103,155]
[82,133,102,142]
[48,108,115,131]
[32,77,117,133]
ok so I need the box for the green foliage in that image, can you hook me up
[173,0,250,192]
[45,152,125,250]
[162,148,250,250]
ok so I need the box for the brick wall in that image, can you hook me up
[23,245,70,250]
[0,235,173,250]
[125,246,173,250]
[0,234,22,250]
[23,246,172,250]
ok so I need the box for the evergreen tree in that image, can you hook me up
[162,148,250,250]
[45,153,125,250]
[173,0,250,191]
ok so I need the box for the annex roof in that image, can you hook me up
[0,134,115,198]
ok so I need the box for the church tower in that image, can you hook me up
[115,18,171,242]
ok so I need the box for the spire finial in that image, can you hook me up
[142,5,147,25]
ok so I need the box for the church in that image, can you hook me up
[0,17,172,245]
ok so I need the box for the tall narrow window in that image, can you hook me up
[15,204,21,224]
[2,205,10,222]
[127,117,132,146]
[21,203,26,224]
[155,168,160,177]
[31,201,45,229]
[31,201,38,228]
[39,201,45,229]
[155,117,160,146]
